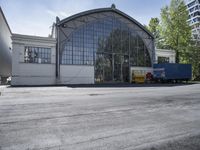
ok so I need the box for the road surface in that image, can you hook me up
[0,84,200,150]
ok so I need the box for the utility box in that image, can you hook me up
[131,67,153,83]
[133,75,145,83]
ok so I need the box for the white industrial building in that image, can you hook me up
[11,34,56,85]
[10,5,155,85]
[1,5,178,86]
[155,49,176,64]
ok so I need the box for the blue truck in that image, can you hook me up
[153,63,192,82]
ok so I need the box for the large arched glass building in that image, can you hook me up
[11,5,155,85]
[56,6,155,83]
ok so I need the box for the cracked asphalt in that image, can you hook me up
[0,84,200,150]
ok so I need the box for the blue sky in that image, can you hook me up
[0,0,170,36]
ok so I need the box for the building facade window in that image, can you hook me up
[24,46,51,64]
[59,12,153,82]
[61,15,151,67]
[158,56,170,64]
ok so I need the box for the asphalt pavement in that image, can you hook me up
[0,84,200,150]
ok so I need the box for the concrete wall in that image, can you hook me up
[60,65,94,84]
[12,63,56,85]
[0,7,12,78]
[11,34,56,86]
[11,34,94,85]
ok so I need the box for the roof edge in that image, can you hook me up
[57,7,154,38]
[156,49,176,53]
[12,33,56,41]
[0,7,12,34]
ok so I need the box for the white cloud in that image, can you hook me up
[5,0,166,37]
[46,9,72,18]
[46,10,58,17]
[45,0,95,20]
[59,11,69,17]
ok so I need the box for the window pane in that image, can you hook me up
[60,14,151,68]
[24,46,51,64]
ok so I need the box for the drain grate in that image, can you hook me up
[89,93,104,96]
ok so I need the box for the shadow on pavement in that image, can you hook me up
[7,83,196,88]
[67,83,195,88]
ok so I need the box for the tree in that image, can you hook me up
[148,17,160,38]
[186,44,200,80]
[147,17,164,48]
[160,0,191,63]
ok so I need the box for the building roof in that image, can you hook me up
[156,49,176,54]
[57,7,154,38]
[12,34,56,44]
[0,7,12,34]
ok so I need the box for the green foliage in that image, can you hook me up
[147,17,164,48]
[146,0,200,79]
[158,0,200,79]
[160,0,191,63]
[148,17,160,38]
[186,44,200,80]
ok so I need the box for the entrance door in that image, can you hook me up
[95,53,129,83]
[104,54,113,82]
[114,54,122,82]
[95,53,104,83]
[113,54,129,82]
[122,55,129,82]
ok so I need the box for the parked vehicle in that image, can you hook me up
[153,63,192,82]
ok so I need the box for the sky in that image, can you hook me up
[0,0,171,37]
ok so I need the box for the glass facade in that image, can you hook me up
[187,0,200,41]
[24,46,51,64]
[60,15,151,82]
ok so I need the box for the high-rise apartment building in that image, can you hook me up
[186,0,200,41]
